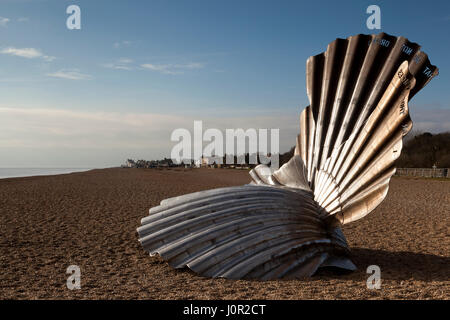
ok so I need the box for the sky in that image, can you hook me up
[0,0,449,168]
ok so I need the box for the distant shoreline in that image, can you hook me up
[0,168,97,180]
[2,166,446,181]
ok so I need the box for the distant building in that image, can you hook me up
[201,157,209,167]
[122,157,177,169]
[199,156,222,168]
[125,159,136,168]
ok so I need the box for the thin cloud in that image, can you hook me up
[102,58,134,70]
[0,17,10,27]
[141,64,182,75]
[0,47,55,61]
[410,108,450,133]
[104,58,204,74]
[1,105,447,167]
[0,106,297,152]
[46,69,92,80]
[43,55,56,62]
[180,62,204,69]
[141,62,204,75]
[0,107,190,149]
[103,64,132,71]
[113,40,132,49]
[118,58,133,64]
[1,47,41,58]
[17,17,29,22]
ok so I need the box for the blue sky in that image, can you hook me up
[0,0,449,167]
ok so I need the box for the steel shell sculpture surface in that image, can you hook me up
[137,33,438,280]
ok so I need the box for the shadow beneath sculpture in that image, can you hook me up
[316,247,449,281]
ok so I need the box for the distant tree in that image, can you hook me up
[279,147,295,167]
[396,132,450,168]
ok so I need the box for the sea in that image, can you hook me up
[0,168,94,179]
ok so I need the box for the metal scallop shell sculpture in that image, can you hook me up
[137,33,438,279]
